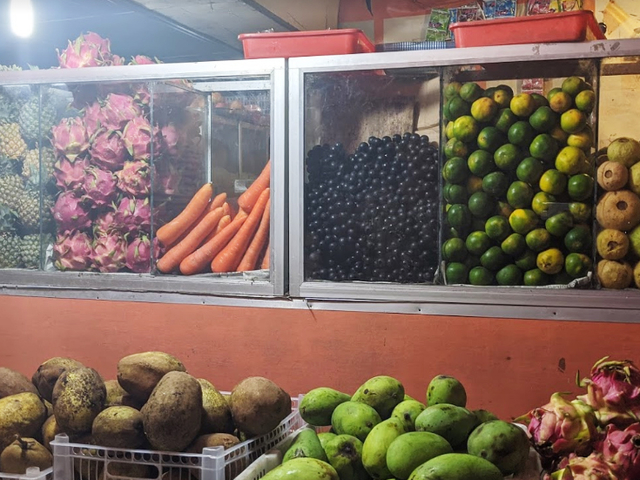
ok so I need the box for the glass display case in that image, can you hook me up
[0,59,286,297]
[289,39,640,309]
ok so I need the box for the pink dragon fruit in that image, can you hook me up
[122,117,159,162]
[51,117,90,161]
[92,231,127,273]
[89,129,128,171]
[578,357,640,428]
[52,231,93,271]
[116,161,151,197]
[597,422,640,478]
[79,32,111,57]
[126,235,153,273]
[110,54,125,66]
[549,453,619,480]
[160,124,179,156]
[83,102,103,138]
[52,191,92,232]
[57,32,113,68]
[94,208,118,236]
[517,393,598,461]
[129,55,160,65]
[100,94,142,131]
[114,197,151,234]
[53,157,90,191]
[83,166,117,208]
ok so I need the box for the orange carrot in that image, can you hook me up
[180,211,248,275]
[209,192,227,211]
[238,161,270,212]
[222,202,231,216]
[157,183,213,246]
[237,199,271,272]
[212,188,270,273]
[261,240,270,269]
[156,207,224,273]
[215,215,231,235]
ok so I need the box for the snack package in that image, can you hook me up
[528,0,551,14]
[485,0,516,19]
[426,8,452,41]
[550,0,584,12]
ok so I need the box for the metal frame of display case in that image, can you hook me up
[0,58,287,297]
[289,38,640,310]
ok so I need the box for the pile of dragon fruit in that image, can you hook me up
[50,32,193,273]
[517,357,640,480]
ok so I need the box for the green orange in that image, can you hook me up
[545,211,574,237]
[446,262,468,284]
[493,108,518,133]
[565,252,593,278]
[466,231,493,256]
[501,233,526,257]
[529,106,558,133]
[568,202,592,223]
[447,96,471,120]
[529,134,559,162]
[445,82,462,99]
[531,93,549,108]
[453,115,480,143]
[509,209,539,235]
[564,226,592,254]
[549,91,573,114]
[468,150,496,177]
[507,181,534,209]
[468,266,495,285]
[575,89,596,114]
[537,248,565,275]
[460,82,484,102]
[481,246,509,271]
[471,97,499,122]
[447,204,472,230]
[443,157,470,184]
[492,89,513,109]
[468,191,495,219]
[482,171,510,197]
[515,249,538,271]
[562,76,586,97]
[444,138,470,159]
[510,93,536,117]
[477,126,505,153]
[539,169,567,196]
[496,264,524,285]
[516,157,545,184]
[560,109,587,134]
[485,215,512,242]
[555,146,587,175]
[526,228,552,252]
[531,191,557,218]
[524,268,551,286]
[494,143,522,171]
[567,174,594,201]
[508,121,535,147]
[442,238,468,262]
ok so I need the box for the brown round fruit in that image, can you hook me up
[597,161,629,191]
[597,259,633,289]
[596,190,640,231]
[597,229,629,260]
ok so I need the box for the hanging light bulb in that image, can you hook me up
[10,0,34,38]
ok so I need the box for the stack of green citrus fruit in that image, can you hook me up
[442,77,596,286]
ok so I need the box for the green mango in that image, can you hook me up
[415,404,476,449]
[467,420,530,476]
[391,400,426,432]
[362,418,406,479]
[324,434,369,480]
[426,375,467,407]
[386,432,453,480]
[352,376,405,419]
[262,457,339,480]
[317,432,337,453]
[403,394,416,402]
[471,409,499,430]
[331,401,381,442]
[407,453,503,480]
[283,428,328,463]
[301,388,351,426]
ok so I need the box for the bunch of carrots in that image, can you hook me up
[156,161,271,275]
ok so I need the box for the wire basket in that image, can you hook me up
[51,397,303,480]
[0,468,53,480]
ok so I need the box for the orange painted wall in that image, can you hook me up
[0,294,635,420]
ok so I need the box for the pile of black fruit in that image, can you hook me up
[305,133,440,283]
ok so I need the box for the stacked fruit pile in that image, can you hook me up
[277,375,530,480]
[442,78,596,286]
[305,135,440,283]
[0,66,60,269]
[49,32,194,273]
[0,352,292,476]
[594,137,640,289]
[517,357,640,479]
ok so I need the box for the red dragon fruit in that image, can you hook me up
[57,32,113,68]
[160,124,179,156]
[79,32,111,57]
[126,235,152,273]
[114,197,151,234]
[94,209,118,236]
[596,422,640,478]
[53,157,90,192]
[518,393,598,462]
[549,453,619,480]
[83,166,117,208]
[129,55,160,65]
[89,129,128,171]
[100,94,142,131]
[122,117,159,162]
[83,102,103,138]
[51,117,90,161]
[92,231,127,273]
[116,161,151,197]
[578,357,640,428]
[52,191,92,232]
[53,231,93,271]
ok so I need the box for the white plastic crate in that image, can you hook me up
[51,397,303,480]
[0,468,52,480]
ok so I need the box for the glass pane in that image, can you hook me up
[303,70,441,284]
[441,60,598,287]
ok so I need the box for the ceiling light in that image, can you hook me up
[10,0,34,38]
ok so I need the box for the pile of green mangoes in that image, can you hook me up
[442,77,596,286]
[263,375,530,480]
[0,352,292,476]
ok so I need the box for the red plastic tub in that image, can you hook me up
[239,29,375,59]
[450,11,605,48]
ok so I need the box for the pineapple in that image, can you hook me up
[16,191,53,233]
[19,97,57,143]
[0,204,21,268]
[0,123,27,159]
[22,146,55,188]
[0,92,19,125]
[20,233,50,269]
[0,174,24,211]
[0,156,18,176]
